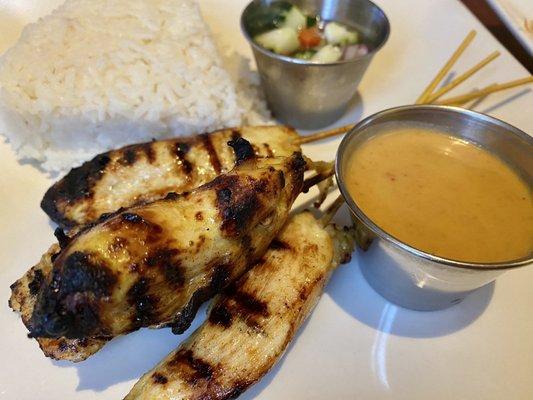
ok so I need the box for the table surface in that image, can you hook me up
[0,1,531,400]
[461,0,533,73]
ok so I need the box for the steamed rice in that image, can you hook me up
[0,0,271,173]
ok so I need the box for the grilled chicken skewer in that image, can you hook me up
[126,211,355,400]
[41,124,345,230]
[42,126,300,229]
[26,143,305,340]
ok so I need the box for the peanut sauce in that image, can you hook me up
[346,128,533,263]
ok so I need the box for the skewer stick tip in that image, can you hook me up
[424,50,501,104]
[416,30,477,104]
[435,76,533,106]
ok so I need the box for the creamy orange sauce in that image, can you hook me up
[346,128,533,263]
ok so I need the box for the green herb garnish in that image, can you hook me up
[245,1,293,36]
[306,15,318,28]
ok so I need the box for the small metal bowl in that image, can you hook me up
[241,0,390,129]
[336,105,533,311]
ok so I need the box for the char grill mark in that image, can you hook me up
[57,337,89,352]
[119,142,157,166]
[210,265,231,294]
[212,175,265,238]
[173,142,193,175]
[28,269,44,296]
[200,133,222,174]
[170,264,230,335]
[29,251,117,338]
[231,129,242,141]
[119,212,163,233]
[169,288,208,335]
[9,280,20,296]
[127,278,159,327]
[263,142,274,157]
[240,234,253,257]
[120,148,137,166]
[289,153,306,199]
[145,248,184,287]
[57,339,69,352]
[57,252,117,297]
[40,153,111,229]
[164,192,179,201]
[278,170,285,189]
[142,142,156,163]
[54,228,70,249]
[209,302,233,328]
[96,207,127,224]
[270,239,291,251]
[169,349,214,384]
[208,283,269,329]
[227,137,255,164]
[152,373,168,385]
[109,212,163,244]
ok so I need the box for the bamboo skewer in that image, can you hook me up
[424,51,501,103]
[416,30,477,104]
[302,168,335,193]
[295,124,353,145]
[448,83,499,107]
[320,195,345,227]
[435,76,533,106]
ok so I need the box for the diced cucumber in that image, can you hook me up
[311,44,342,63]
[254,27,300,55]
[281,6,307,31]
[324,22,359,45]
[294,50,317,60]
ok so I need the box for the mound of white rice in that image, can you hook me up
[0,0,271,173]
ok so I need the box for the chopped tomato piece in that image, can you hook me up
[298,27,322,49]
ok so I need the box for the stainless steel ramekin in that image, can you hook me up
[241,0,390,129]
[336,105,533,311]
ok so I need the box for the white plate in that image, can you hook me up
[486,0,533,55]
[0,1,532,399]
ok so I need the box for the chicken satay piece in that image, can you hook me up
[42,126,300,229]
[9,245,109,362]
[26,149,305,339]
[125,212,355,400]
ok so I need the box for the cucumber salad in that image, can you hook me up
[248,1,369,63]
